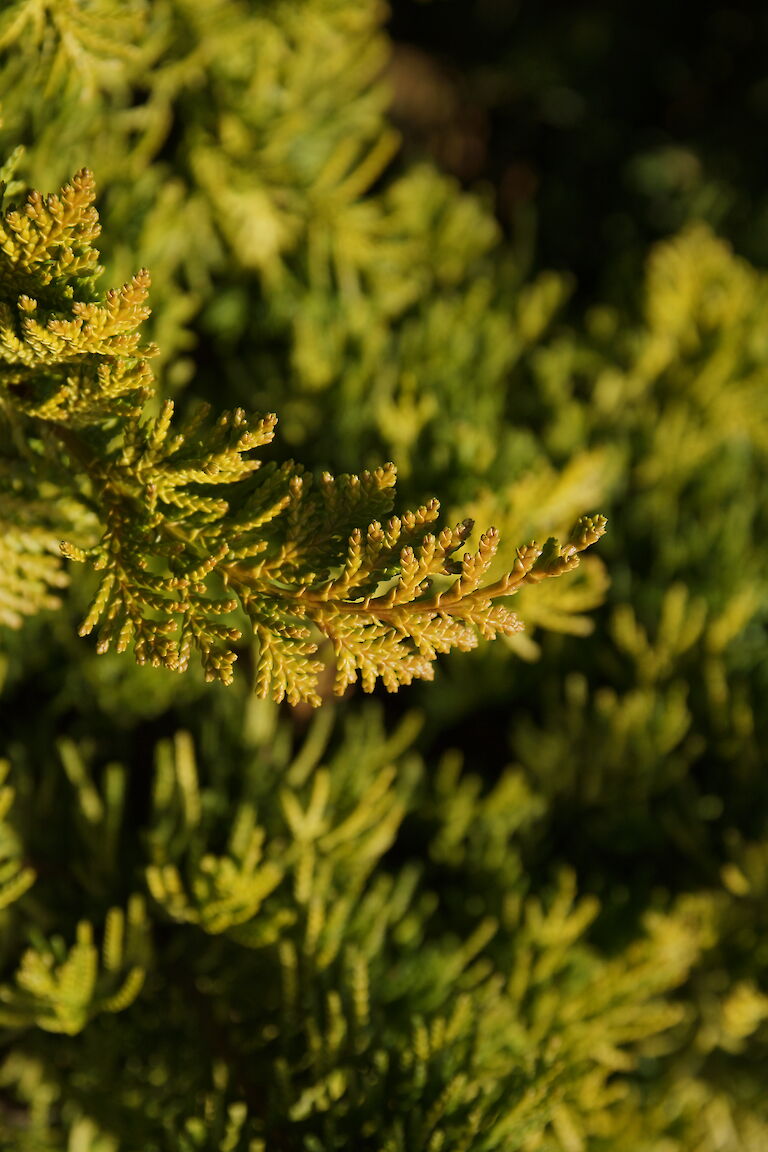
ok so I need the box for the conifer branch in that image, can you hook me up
[0,168,606,703]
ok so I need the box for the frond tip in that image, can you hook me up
[0,897,149,1035]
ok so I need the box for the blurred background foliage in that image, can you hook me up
[1,0,768,1146]
[389,0,768,291]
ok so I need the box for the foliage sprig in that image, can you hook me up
[0,168,605,703]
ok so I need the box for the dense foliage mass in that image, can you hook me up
[0,1,767,1149]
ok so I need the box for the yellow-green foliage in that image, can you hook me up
[0,166,604,704]
[0,760,34,913]
[0,0,615,656]
[516,227,768,788]
[1,2,768,1150]
[0,702,706,1149]
[492,226,768,1149]
[0,899,148,1036]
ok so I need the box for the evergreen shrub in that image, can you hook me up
[0,1,767,1148]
